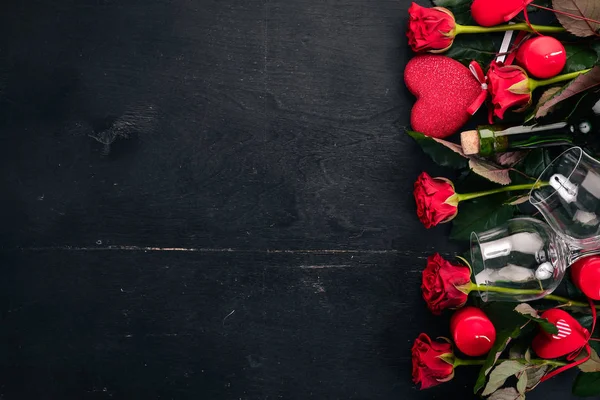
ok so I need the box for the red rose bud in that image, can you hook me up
[413,172,458,229]
[411,333,455,390]
[450,307,496,357]
[487,62,532,120]
[422,253,472,315]
[471,0,534,27]
[407,3,456,53]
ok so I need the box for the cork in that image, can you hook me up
[460,130,480,155]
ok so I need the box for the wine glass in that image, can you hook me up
[470,217,569,302]
[529,147,600,251]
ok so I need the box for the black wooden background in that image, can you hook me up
[0,0,581,399]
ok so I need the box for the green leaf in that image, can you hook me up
[483,361,528,396]
[526,365,549,391]
[489,387,525,400]
[525,86,563,122]
[591,41,600,60]
[573,372,600,397]
[576,313,595,331]
[406,130,468,169]
[565,278,587,300]
[468,158,512,185]
[512,148,552,184]
[564,44,599,74]
[450,195,515,241]
[474,325,523,393]
[513,303,559,334]
[533,82,572,119]
[505,194,529,206]
[432,0,474,25]
[517,370,528,395]
[444,35,498,66]
[552,0,600,37]
[574,313,600,354]
[474,304,531,394]
[578,348,600,373]
[536,66,600,118]
[509,342,527,360]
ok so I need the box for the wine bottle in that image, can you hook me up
[461,97,600,156]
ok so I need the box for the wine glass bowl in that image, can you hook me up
[470,217,568,302]
[529,147,600,250]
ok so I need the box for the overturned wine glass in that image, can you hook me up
[470,217,569,302]
[471,146,600,302]
[529,146,600,251]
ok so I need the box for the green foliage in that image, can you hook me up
[565,278,587,301]
[431,0,500,65]
[513,304,559,334]
[450,195,515,241]
[432,0,474,25]
[474,304,531,393]
[564,44,599,74]
[573,372,600,397]
[444,35,498,66]
[552,0,600,37]
[406,130,468,169]
[482,361,528,396]
[510,148,551,184]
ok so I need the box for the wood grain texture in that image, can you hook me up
[0,251,578,399]
[0,0,448,253]
[0,0,580,399]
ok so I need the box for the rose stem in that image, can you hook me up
[456,182,548,202]
[468,283,600,309]
[529,69,592,91]
[454,23,565,35]
[454,358,566,367]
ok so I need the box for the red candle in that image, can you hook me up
[450,307,496,357]
[515,36,566,79]
[571,256,600,300]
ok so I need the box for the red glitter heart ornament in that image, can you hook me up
[404,55,483,138]
[532,309,589,359]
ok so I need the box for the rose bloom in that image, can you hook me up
[487,62,532,120]
[422,253,471,315]
[412,333,455,390]
[413,172,458,228]
[407,3,456,53]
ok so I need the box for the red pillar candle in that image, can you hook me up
[571,256,600,300]
[515,36,566,79]
[450,307,496,357]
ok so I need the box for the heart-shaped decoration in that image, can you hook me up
[532,309,589,359]
[404,55,482,139]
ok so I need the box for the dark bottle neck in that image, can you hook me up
[477,115,599,156]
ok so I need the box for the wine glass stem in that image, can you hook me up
[567,245,600,265]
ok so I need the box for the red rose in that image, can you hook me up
[487,62,532,120]
[412,333,455,390]
[422,253,471,315]
[413,172,458,228]
[407,3,456,53]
